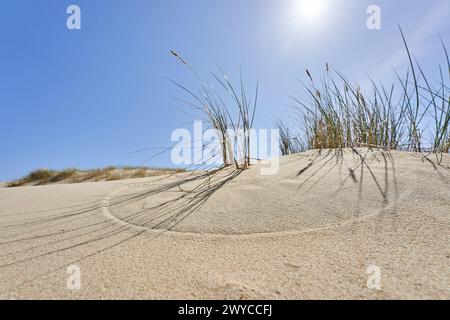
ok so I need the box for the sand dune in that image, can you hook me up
[0,149,449,299]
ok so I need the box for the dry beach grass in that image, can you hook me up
[7,167,186,187]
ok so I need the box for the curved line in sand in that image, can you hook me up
[100,182,410,239]
[100,184,148,232]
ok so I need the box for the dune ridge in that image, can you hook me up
[0,149,449,299]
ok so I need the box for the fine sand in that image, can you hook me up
[0,149,449,299]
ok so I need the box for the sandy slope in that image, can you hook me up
[0,149,449,299]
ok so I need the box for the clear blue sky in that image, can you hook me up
[0,0,449,181]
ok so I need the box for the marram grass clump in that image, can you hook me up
[282,28,449,163]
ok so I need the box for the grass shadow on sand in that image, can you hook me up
[0,166,242,291]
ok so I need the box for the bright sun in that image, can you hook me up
[296,0,326,21]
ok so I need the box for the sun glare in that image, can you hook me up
[296,0,326,21]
